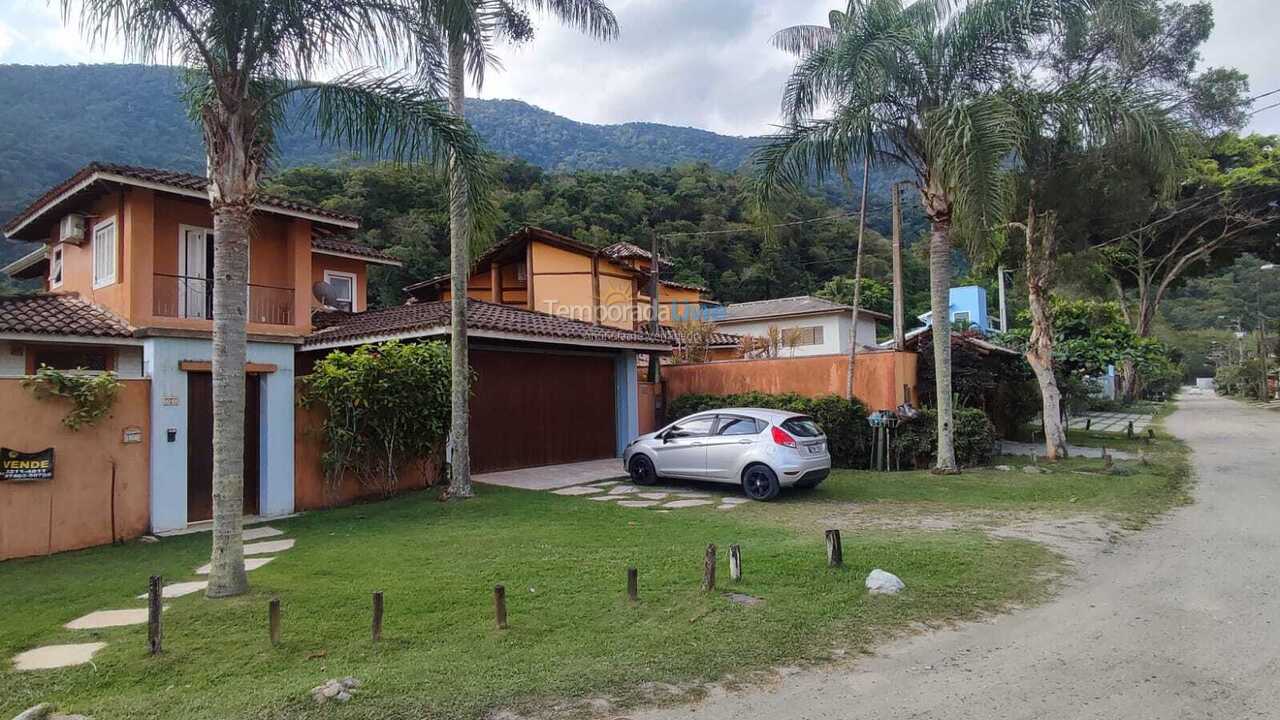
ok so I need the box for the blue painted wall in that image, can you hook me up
[948,286,990,331]
[615,350,639,455]
[143,337,296,533]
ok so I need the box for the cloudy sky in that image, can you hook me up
[1,0,1276,137]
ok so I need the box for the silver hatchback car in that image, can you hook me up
[622,408,831,501]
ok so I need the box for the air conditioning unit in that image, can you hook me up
[59,214,86,244]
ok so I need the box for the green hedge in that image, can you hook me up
[665,392,870,468]
[893,408,998,469]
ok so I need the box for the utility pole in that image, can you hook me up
[997,265,1008,333]
[1259,264,1276,400]
[891,182,907,349]
[647,228,661,383]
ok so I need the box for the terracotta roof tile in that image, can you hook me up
[648,324,741,347]
[0,294,134,338]
[306,299,672,349]
[722,295,891,322]
[311,232,400,264]
[4,162,359,236]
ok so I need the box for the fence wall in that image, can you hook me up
[0,378,151,561]
[662,351,917,414]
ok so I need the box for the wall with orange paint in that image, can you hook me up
[0,379,150,561]
[662,351,917,414]
[311,254,368,312]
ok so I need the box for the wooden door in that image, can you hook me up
[469,349,617,473]
[187,373,262,522]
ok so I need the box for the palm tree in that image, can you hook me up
[755,0,1091,472]
[431,0,618,499]
[63,0,493,597]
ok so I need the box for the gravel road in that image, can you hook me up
[632,389,1280,720]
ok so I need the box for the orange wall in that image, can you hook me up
[294,402,442,511]
[638,381,660,434]
[0,379,150,561]
[663,351,918,413]
[49,190,130,319]
[311,254,369,312]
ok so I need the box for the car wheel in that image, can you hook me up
[741,464,781,501]
[629,455,658,486]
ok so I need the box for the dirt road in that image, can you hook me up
[634,390,1280,720]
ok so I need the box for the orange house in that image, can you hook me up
[1,162,400,538]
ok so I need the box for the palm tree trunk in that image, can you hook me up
[891,183,906,350]
[845,157,870,402]
[446,36,473,499]
[1023,206,1067,460]
[926,186,958,473]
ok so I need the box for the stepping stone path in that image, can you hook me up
[11,643,106,671]
[607,484,639,495]
[551,483,752,511]
[11,525,295,672]
[551,485,606,496]
[662,499,715,509]
[617,500,660,508]
[635,492,669,500]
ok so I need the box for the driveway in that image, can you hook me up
[634,389,1280,720]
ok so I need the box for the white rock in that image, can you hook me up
[242,526,284,541]
[11,703,52,720]
[865,569,905,595]
[551,486,605,496]
[11,643,107,671]
[663,499,714,508]
[243,539,295,555]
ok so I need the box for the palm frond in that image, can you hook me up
[750,106,882,212]
[509,0,619,40]
[923,94,1020,249]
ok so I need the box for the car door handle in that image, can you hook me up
[736,439,752,444]
[690,441,703,446]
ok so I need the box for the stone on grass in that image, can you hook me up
[727,592,765,607]
[551,486,605,496]
[195,556,273,575]
[608,484,639,495]
[65,608,158,630]
[136,581,207,600]
[865,569,905,595]
[312,677,360,705]
[11,704,51,720]
[242,539,296,555]
[11,643,107,671]
[242,525,284,541]
[1021,466,1045,475]
[994,465,1012,472]
[635,492,669,500]
[663,499,714,509]
[616,500,660,508]
[589,495,620,502]
[719,497,750,505]
[138,535,159,544]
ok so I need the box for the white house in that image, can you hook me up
[715,296,887,357]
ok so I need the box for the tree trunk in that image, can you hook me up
[446,37,474,499]
[845,157,871,402]
[891,183,906,350]
[203,102,260,599]
[924,185,957,473]
[1023,207,1068,460]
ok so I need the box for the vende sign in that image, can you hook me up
[1,448,54,481]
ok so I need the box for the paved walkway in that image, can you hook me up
[550,479,751,511]
[473,458,627,490]
[634,388,1280,719]
[999,440,1136,460]
[1066,410,1155,433]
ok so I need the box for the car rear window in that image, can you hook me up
[781,417,823,437]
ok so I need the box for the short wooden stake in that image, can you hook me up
[371,591,384,642]
[626,567,639,603]
[825,529,843,567]
[729,544,742,582]
[147,575,162,655]
[268,598,281,646]
[1147,428,1155,442]
[1085,418,1092,431]
[1104,452,1114,470]
[1126,421,1134,439]
[701,544,717,592]
[493,585,508,629]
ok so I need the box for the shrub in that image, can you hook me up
[22,365,122,430]
[893,408,998,469]
[301,341,451,495]
[666,392,870,468]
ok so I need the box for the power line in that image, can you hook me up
[657,211,860,239]
[1249,99,1280,117]
[1249,87,1280,103]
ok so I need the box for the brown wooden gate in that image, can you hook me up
[469,349,616,473]
[187,373,261,522]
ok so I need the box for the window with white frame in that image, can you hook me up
[49,245,64,289]
[92,219,117,288]
[323,270,357,312]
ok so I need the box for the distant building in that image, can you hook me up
[715,296,888,357]
[917,285,992,333]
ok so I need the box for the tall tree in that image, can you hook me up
[755,0,1085,472]
[432,0,618,500]
[64,0,492,596]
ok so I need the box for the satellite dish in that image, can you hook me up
[312,281,343,309]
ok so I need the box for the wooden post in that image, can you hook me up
[627,567,639,603]
[372,591,384,642]
[825,530,843,567]
[1085,418,1092,431]
[1104,450,1114,470]
[493,585,508,629]
[729,544,742,582]
[701,544,717,592]
[1147,428,1155,442]
[1127,420,1134,439]
[269,598,281,646]
[147,575,162,655]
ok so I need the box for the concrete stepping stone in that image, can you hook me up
[663,499,715,509]
[551,485,606,496]
[136,580,207,599]
[591,480,623,488]
[589,495,620,502]
[719,497,750,505]
[12,642,107,671]
[243,526,284,541]
[616,500,660,508]
[66,607,162,630]
[195,556,274,575]
[608,484,639,495]
[243,539,295,555]
[716,504,738,511]
[635,492,669,500]
[672,492,712,498]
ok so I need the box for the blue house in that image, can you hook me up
[917,285,992,333]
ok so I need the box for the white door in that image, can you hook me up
[179,227,213,319]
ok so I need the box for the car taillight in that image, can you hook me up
[771,426,797,448]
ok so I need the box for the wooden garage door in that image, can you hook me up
[470,349,616,473]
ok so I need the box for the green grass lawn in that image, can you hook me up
[1,484,1058,720]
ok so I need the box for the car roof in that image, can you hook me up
[681,407,807,423]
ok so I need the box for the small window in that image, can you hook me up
[669,415,716,437]
[953,311,971,327]
[716,416,763,436]
[515,262,527,283]
[92,219,117,288]
[49,245,64,289]
[780,416,823,438]
[29,346,113,373]
[323,270,357,312]
[782,325,824,346]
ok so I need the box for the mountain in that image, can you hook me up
[0,64,760,227]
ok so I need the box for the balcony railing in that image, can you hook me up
[153,273,294,326]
